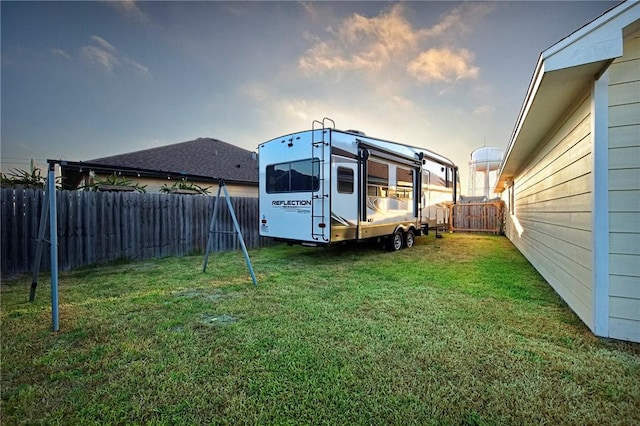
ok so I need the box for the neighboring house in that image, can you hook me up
[61,138,258,197]
[495,1,639,343]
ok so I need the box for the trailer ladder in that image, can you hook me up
[310,117,334,242]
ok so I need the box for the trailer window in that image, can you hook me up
[367,160,388,197]
[395,168,413,199]
[266,158,320,193]
[337,167,354,194]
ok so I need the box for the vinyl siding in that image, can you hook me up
[505,94,594,329]
[607,31,640,342]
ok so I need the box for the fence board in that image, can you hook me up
[29,190,40,273]
[58,191,69,271]
[151,194,160,259]
[8,190,18,274]
[20,190,29,273]
[1,188,271,277]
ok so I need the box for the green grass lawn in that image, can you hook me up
[2,233,639,425]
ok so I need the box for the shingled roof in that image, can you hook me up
[88,138,258,183]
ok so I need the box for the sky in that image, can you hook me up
[1,0,618,192]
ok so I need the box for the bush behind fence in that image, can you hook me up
[1,188,271,278]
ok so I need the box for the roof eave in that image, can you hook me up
[495,1,640,193]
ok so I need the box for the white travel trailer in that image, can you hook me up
[258,120,459,250]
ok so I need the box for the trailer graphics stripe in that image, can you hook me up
[331,213,353,226]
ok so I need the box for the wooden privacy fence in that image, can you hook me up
[1,188,271,278]
[448,201,505,234]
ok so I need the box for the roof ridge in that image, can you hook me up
[84,137,258,184]
[89,137,246,162]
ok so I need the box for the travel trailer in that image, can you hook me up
[258,119,459,250]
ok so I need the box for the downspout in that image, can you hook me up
[592,67,610,337]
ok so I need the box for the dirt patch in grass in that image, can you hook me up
[200,314,238,326]
[172,288,231,302]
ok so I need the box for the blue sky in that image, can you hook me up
[1,1,617,189]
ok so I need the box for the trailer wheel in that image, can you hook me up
[386,231,403,252]
[404,229,415,248]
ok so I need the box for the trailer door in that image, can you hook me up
[331,162,358,242]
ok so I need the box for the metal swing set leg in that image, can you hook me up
[30,162,60,332]
[202,179,258,286]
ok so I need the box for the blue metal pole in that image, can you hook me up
[221,184,258,286]
[48,164,60,332]
[202,182,223,273]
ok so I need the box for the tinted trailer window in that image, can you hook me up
[266,158,320,193]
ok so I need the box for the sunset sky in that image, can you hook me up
[1,1,617,190]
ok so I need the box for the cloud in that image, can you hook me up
[90,35,117,53]
[298,3,489,86]
[300,2,318,20]
[473,105,495,116]
[419,2,493,40]
[285,99,310,121]
[81,35,149,75]
[407,48,479,83]
[109,0,150,24]
[82,46,118,72]
[51,48,71,60]
[241,82,270,103]
[299,4,417,72]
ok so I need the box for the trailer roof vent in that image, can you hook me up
[346,129,366,136]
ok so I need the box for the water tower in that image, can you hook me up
[468,147,503,198]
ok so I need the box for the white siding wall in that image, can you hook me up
[504,94,594,329]
[607,31,640,342]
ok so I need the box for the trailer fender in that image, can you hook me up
[392,224,408,235]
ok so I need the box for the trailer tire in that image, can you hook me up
[386,231,403,252]
[404,229,415,248]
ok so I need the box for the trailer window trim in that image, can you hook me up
[266,158,320,193]
[337,167,354,194]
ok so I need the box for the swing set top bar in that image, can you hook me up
[49,158,253,190]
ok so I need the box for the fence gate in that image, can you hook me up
[448,201,504,234]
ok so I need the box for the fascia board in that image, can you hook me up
[543,1,639,72]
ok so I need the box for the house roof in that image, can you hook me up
[90,137,258,182]
[59,138,258,189]
[495,0,640,192]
